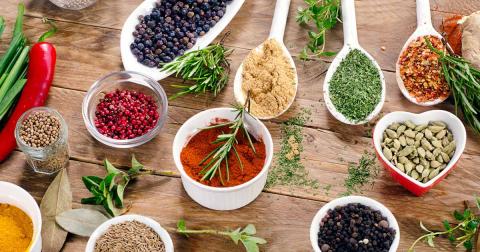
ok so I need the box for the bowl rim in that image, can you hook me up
[0,181,42,251]
[85,214,174,252]
[172,107,274,192]
[373,110,467,188]
[82,70,168,148]
[309,196,400,252]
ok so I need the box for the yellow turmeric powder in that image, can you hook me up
[0,203,33,252]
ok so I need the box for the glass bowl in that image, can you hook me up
[49,0,97,10]
[82,71,168,148]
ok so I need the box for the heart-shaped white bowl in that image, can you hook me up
[373,110,466,196]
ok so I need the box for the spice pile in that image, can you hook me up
[18,109,69,174]
[317,203,396,252]
[381,120,456,183]
[181,120,266,187]
[94,89,159,140]
[328,49,382,122]
[241,38,296,118]
[131,0,231,66]
[0,203,33,252]
[94,220,166,252]
[398,35,450,102]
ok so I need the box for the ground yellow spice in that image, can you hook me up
[242,38,296,118]
[0,203,33,252]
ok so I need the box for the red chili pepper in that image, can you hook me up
[0,42,56,162]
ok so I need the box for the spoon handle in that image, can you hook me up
[416,0,432,27]
[269,0,291,41]
[341,0,359,47]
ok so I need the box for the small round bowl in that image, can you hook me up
[49,0,97,10]
[310,196,400,252]
[85,214,174,252]
[0,182,42,252]
[373,110,466,196]
[172,108,274,210]
[82,71,168,148]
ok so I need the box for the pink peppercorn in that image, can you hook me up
[94,89,160,140]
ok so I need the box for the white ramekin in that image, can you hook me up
[85,214,174,252]
[172,108,273,210]
[310,196,400,252]
[0,182,42,252]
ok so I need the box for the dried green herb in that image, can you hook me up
[40,169,72,252]
[297,0,341,59]
[343,151,380,196]
[266,109,319,189]
[177,219,267,252]
[328,49,382,122]
[55,208,109,237]
[409,197,480,251]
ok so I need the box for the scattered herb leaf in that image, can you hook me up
[342,151,380,196]
[177,219,267,252]
[266,108,319,189]
[40,169,72,252]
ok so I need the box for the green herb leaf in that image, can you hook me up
[454,210,464,221]
[129,155,143,175]
[104,159,120,175]
[242,224,256,235]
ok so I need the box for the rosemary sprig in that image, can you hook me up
[199,104,256,185]
[408,197,480,251]
[177,219,267,252]
[161,42,233,100]
[296,0,341,60]
[425,37,480,133]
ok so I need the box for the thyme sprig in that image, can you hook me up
[199,103,256,185]
[425,37,480,133]
[296,0,341,60]
[408,197,480,251]
[161,41,233,100]
[177,219,267,252]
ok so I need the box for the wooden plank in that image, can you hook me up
[0,151,471,251]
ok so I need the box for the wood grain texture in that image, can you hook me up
[0,0,480,251]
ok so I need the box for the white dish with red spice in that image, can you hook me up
[373,110,466,196]
[85,214,174,252]
[120,0,246,81]
[323,0,386,125]
[395,0,449,106]
[310,196,400,252]
[82,71,168,148]
[172,107,273,210]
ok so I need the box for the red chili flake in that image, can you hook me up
[94,89,160,140]
[399,35,450,102]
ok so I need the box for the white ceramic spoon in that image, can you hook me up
[233,0,298,120]
[323,0,386,125]
[395,0,447,106]
[120,0,246,81]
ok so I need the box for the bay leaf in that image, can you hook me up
[40,169,72,252]
[55,208,109,237]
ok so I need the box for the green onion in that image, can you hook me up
[0,78,26,120]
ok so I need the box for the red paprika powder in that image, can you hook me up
[180,120,266,187]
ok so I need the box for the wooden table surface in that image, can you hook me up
[1,0,480,251]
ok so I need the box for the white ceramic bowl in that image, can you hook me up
[85,214,174,252]
[120,0,246,81]
[172,108,273,210]
[373,110,466,196]
[0,182,42,252]
[310,196,400,252]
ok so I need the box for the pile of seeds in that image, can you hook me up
[381,120,456,183]
[130,0,231,67]
[19,111,61,148]
[317,203,396,252]
[94,89,160,140]
[94,220,166,252]
[329,49,382,122]
[398,35,450,102]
